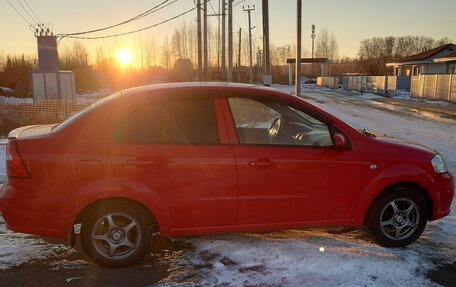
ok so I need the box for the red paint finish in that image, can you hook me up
[232,146,363,224]
[0,83,453,241]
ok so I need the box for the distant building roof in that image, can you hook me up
[433,52,456,63]
[387,44,455,66]
[396,44,453,63]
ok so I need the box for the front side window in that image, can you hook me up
[228,97,332,147]
[113,97,219,145]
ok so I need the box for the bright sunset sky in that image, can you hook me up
[1,0,455,58]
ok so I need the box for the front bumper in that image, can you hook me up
[432,172,454,220]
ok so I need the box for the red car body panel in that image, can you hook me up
[0,83,454,240]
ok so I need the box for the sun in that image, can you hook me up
[116,49,133,66]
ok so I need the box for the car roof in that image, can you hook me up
[119,82,294,98]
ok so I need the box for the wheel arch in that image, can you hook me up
[363,181,434,226]
[74,197,163,234]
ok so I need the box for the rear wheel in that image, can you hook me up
[369,190,428,247]
[81,201,153,267]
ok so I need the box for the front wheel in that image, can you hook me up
[369,190,428,247]
[81,201,153,267]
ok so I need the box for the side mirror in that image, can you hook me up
[333,132,348,150]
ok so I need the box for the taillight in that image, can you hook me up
[6,139,30,178]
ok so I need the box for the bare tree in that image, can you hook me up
[161,36,171,70]
[394,36,434,57]
[187,22,197,66]
[0,49,6,71]
[315,29,338,62]
[358,35,455,60]
[434,37,453,47]
[60,40,89,67]
[384,36,395,57]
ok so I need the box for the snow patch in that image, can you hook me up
[0,96,33,105]
[65,277,82,283]
[49,259,92,271]
[394,89,411,100]
[0,217,72,269]
[158,230,437,286]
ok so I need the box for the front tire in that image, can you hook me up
[369,190,428,247]
[81,201,153,267]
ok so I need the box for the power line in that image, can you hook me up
[63,6,197,40]
[233,0,245,8]
[233,14,241,29]
[6,0,33,26]
[23,0,43,25]
[208,0,222,24]
[57,0,178,37]
[15,0,39,25]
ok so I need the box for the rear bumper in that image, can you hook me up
[0,181,69,239]
[432,172,454,220]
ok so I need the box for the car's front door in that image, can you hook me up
[225,96,363,225]
[108,93,237,231]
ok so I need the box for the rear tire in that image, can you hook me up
[80,200,153,267]
[369,190,427,247]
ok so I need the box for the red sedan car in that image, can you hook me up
[1,83,454,267]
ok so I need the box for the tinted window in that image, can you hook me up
[229,97,332,147]
[113,97,219,145]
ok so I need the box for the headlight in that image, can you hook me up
[431,154,448,174]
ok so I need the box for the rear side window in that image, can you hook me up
[112,97,219,145]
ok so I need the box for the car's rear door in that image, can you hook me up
[222,94,363,225]
[108,92,237,232]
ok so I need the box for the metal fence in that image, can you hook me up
[371,76,388,95]
[318,76,412,97]
[0,99,92,136]
[411,75,456,102]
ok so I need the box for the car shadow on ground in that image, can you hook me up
[426,261,456,287]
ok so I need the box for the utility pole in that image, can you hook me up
[237,28,242,82]
[311,24,316,78]
[257,48,262,82]
[204,0,208,80]
[296,0,302,97]
[262,0,271,86]
[197,0,202,80]
[243,5,255,84]
[217,0,221,77]
[228,0,233,81]
[311,24,316,58]
[221,0,226,78]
